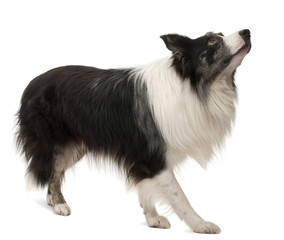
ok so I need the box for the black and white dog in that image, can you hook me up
[16,29,251,234]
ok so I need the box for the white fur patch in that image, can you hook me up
[146,214,171,229]
[192,221,221,234]
[53,203,71,216]
[223,31,245,55]
[138,169,220,233]
[137,176,172,229]
[25,172,38,191]
[46,194,53,206]
[134,58,237,168]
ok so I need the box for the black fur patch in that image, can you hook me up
[16,66,166,187]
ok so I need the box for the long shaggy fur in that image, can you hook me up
[16,67,166,187]
[15,29,251,233]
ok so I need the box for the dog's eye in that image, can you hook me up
[208,39,217,46]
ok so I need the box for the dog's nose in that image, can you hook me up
[239,29,251,40]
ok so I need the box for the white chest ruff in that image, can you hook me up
[140,58,237,168]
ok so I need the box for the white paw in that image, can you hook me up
[53,203,71,216]
[146,215,171,229]
[46,194,54,206]
[193,221,221,234]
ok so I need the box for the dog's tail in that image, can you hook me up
[16,94,54,189]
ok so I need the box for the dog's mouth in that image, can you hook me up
[222,41,251,66]
[235,41,251,56]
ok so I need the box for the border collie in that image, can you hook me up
[16,29,251,234]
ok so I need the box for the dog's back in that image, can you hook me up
[17,65,167,188]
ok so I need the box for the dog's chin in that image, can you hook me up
[232,42,251,61]
[246,42,252,53]
[235,42,251,56]
[224,44,250,73]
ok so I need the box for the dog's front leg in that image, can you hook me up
[155,169,221,234]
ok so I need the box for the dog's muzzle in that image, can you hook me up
[239,29,251,53]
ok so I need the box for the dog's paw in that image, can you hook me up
[146,215,171,229]
[192,221,221,234]
[53,203,71,216]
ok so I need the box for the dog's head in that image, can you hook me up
[161,29,251,101]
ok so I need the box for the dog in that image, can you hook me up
[16,29,251,234]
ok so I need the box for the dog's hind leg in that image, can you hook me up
[137,179,171,229]
[47,144,85,216]
[47,168,71,216]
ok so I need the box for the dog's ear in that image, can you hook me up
[160,34,189,56]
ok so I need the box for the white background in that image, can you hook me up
[1,0,283,239]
